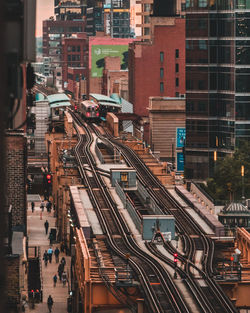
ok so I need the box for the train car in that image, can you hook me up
[78,100,100,120]
[89,93,122,119]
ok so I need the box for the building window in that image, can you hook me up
[176,63,179,73]
[176,77,179,87]
[144,15,150,23]
[176,92,179,97]
[160,52,164,62]
[160,82,164,93]
[144,27,150,35]
[160,68,164,78]
[199,40,207,50]
[67,55,71,61]
[198,0,207,7]
[77,46,80,52]
[175,49,179,58]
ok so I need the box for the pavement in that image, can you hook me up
[25,201,71,313]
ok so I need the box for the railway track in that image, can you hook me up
[90,124,238,313]
[72,113,192,313]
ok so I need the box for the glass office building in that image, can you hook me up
[185,0,250,179]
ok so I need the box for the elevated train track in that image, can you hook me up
[89,123,238,313]
[72,112,192,313]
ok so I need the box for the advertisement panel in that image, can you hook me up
[177,152,184,172]
[176,127,186,148]
[91,45,129,77]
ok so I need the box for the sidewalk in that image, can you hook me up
[26,201,70,313]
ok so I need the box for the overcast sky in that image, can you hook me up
[36,0,54,37]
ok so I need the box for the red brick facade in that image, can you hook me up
[102,57,128,96]
[129,17,186,117]
[6,131,27,234]
[61,34,88,97]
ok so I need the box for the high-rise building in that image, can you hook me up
[185,0,250,180]
[54,0,87,21]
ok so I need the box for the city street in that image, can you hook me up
[26,201,70,313]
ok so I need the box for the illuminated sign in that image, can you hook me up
[176,128,186,148]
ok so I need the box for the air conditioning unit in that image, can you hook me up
[180,94,185,98]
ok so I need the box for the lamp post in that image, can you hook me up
[241,165,245,203]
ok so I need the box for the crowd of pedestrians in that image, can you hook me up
[28,199,69,312]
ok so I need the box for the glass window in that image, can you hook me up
[144,15,150,23]
[176,63,179,73]
[77,46,80,52]
[160,68,164,78]
[198,0,207,7]
[160,51,164,62]
[160,82,164,92]
[176,77,179,87]
[72,46,76,52]
[176,49,179,58]
[199,40,207,50]
[144,27,150,35]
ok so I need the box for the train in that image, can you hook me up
[89,93,122,118]
[78,100,100,120]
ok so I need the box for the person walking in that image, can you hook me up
[48,247,53,263]
[40,200,45,212]
[58,263,63,281]
[46,200,52,213]
[61,256,66,271]
[31,201,35,213]
[47,295,54,313]
[43,250,49,267]
[54,247,60,263]
[49,232,53,245]
[62,271,67,286]
[53,274,57,287]
[44,220,49,235]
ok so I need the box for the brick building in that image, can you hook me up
[43,19,85,67]
[102,56,128,97]
[129,16,186,117]
[88,37,134,94]
[5,130,27,312]
[6,130,27,234]
[61,33,88,97]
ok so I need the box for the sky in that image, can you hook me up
[36,0,54,37]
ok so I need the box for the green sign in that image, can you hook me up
[91,45,129,77]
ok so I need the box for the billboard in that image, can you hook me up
[177,152,184,172]
[176,127,186,148]
[91,45,129,77]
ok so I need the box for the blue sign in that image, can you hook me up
[176,128,186,148]
[177,152,184,172]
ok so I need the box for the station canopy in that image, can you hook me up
[47,93,71,108]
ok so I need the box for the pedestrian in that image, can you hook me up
[40,200,45,212]
[44,220,49,235]
[47,295,54,313]
[58,263,63,281]
[60,241,65,253]
[53,274,57,287]
[48,247,53,263]
[46,200,52,213]
[61,256,66,270]
[62,271,67,286]
[43,250,49,267]
[31,201,35,213]
[54,247,60,263]
[49,232,53,245]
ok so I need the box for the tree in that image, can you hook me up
[205,141,250,202]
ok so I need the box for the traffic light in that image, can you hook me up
[46,173,52,185]
[174,253,178,266]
